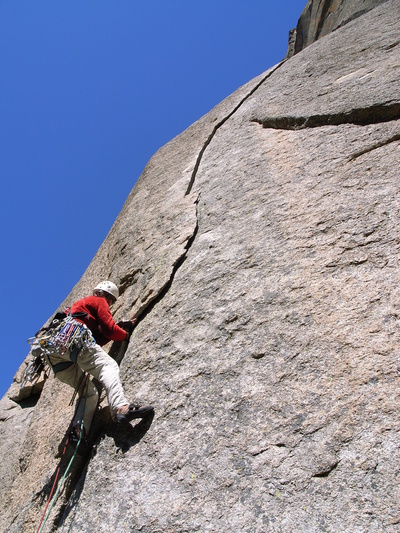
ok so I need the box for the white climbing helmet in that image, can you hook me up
[94,281,119,301]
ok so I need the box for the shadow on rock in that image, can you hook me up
[50,411,155,528]
[33,440,90,531]
[104,411,155,453]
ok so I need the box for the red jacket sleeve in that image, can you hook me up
[95,298,128,342]
[70,295,127,345]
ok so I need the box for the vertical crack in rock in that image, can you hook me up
[185,61,286,196]
[115,63,289,330]
[129,62,289,360]
[138,222,198,324]
[108,198,199,363]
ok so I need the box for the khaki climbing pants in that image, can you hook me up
[47,343,129,433]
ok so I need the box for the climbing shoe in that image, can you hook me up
[115,403,154,424]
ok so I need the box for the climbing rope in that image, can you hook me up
[69,371,88,406]
[36,377,89,533]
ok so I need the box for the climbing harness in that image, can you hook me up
[22,312,95,388]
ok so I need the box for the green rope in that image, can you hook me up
[37,379,89,533]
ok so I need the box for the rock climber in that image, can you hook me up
[45,280,153,443]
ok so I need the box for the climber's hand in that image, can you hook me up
[117,319,136,334]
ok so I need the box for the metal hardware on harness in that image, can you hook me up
[23,315,95,385]
[47,316,95,356]
[20,344,49,389]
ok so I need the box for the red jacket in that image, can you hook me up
[70,295,127,346]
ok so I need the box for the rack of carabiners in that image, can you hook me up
[47,315,94,355]
[22,315,95,389]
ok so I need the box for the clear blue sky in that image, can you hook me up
[1,1,305,398]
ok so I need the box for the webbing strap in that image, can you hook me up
[69,345,80,363]
[52,361,74,374]
[51,345,81,374]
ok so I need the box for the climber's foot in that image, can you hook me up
[115,403,154,423]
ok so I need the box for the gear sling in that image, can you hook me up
[24,311,95,386]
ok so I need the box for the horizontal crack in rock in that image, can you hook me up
[252,102,400,130]
[348,132,400,160]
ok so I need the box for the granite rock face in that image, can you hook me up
[1,1,399,531]
[293,0,390,54]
